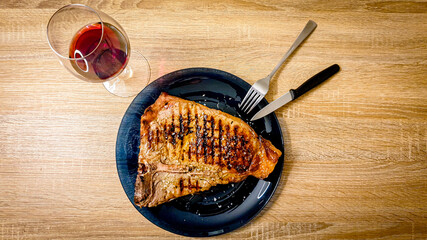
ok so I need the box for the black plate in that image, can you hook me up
[116,68,284,237]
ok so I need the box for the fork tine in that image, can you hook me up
[246,94,264,114]
[240,90,258,112]
[239,87,254,108]
[241,92,258,112]
[239,88,255,109]
[242,91,260,113]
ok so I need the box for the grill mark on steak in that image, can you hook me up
[222,125,231,167]
[163,122,168,159]
[187,178,192,190]
[189,179,201,191]
[234,126,240,169]
[234,126,244,172]
[186,106,191,162]
[179,105,184,162]
[171,112,176,145]
[212,118,218,165]
[163,122,168,140]
[210,117,215,165]
[203,114,208,164]
[195,112,200,163]
[179,106,184,140]
[218,119,222,166]
[179,178,184,193]
[226,127,235,170]
[187,107,194,136]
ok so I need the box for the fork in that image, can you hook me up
[239,20,318,114]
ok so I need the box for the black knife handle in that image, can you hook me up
[290,64,340,100]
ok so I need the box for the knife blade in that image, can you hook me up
[250,64,340,121]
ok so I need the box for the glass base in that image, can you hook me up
[103,50,151,97]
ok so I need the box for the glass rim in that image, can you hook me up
[46,4,104,61]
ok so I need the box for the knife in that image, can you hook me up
[250,64,340,121]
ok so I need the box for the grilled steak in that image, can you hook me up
[134,92,282,207]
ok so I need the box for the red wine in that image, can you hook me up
[69,22,129,82]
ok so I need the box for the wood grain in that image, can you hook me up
[0,0,426,239]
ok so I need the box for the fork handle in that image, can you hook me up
[269,20,318,79]
[290,64,340,100]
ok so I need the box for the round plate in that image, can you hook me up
[116,68,284,237]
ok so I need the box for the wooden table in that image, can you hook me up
[1,0,426,239]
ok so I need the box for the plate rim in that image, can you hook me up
[115,67,285,237]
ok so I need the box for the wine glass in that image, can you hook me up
[47,4,150,97]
